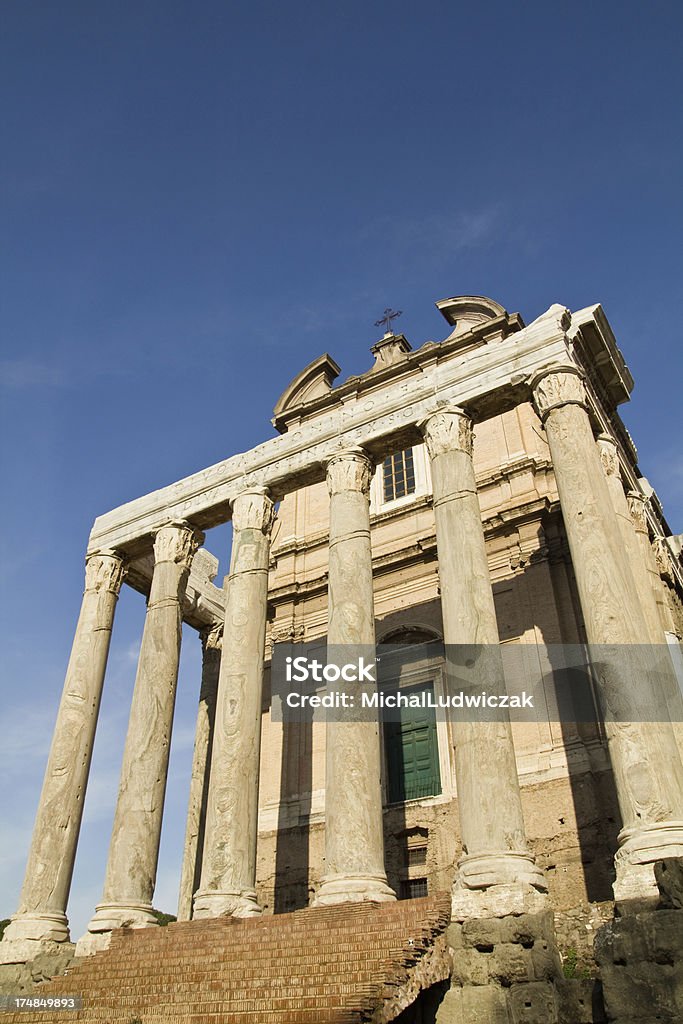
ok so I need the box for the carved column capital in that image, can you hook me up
[84,550,126,595]
[627,491,649,532]
[596,434,621,479]
[325,448,374,497]
[653,538,674,582]
[153,521,204,568]
[530,365,588,422]
[199,621,223,652]
[418,407,473,459]
[231,488,276,535]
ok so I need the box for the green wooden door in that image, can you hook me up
[385,682,442,802]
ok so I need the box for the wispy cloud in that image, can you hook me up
[359,205,502,256]
[0,360,68,390]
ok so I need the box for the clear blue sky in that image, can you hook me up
[1,2,682,932]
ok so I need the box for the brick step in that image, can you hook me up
[3,894,452,1024]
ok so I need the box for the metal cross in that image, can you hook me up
[374,307,403,334]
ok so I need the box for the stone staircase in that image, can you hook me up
[4,894,452,1023]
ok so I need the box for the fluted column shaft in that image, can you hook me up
[420,409,545,895]
[193,488,275,918]
[79,521,202,950]
[314,449,395,906]
[0,551,125,963]
[177,622,222,920]
[533,367,683,899]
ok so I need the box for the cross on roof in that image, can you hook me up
[374,307,402,334]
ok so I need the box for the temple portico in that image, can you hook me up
[2,295,683,966]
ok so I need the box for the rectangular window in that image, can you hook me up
[400,878,429,899]
[382,448,416,503]
[407,845,427,867]
[384,681,442,803]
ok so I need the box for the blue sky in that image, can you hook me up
[1,2,682,933]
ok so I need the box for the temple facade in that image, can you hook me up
[2,295,683,1023]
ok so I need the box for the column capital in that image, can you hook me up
[153,521,204,568]
[84,550,126,595]
[230,488,275,535]
[530,365,588,422]
[325,448,373,497]
[627,490,649,532]
[418,407,473,459]
[596,433,621,479]
[199,621,223,652]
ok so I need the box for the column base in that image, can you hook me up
[451,882,549,922]
[614,820,683,903]
[76,900,158,956]
[313,873,396,907]
[0,913,70,963]
[456,850,548,893]
[192,889,262,918]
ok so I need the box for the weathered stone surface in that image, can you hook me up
[435,985,511,1024]
[194,490,275,918]
[532,366,683,899]
[78,523,202,950]
[556,979,606,1024]
[315,450,395,906]
[421,408,544,899]
[177,621,222,920]
[508,980,559,1024]
[655,857,683,909]
[0,551,125,963]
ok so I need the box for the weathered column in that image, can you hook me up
[314,449,395,906]
[193,488,275,918]
[78,521,202,953]
[627,490,678,636]
[177,621,222,921]
[532,367,683,899]
[596,435,665,644]
[0,551,125,964]
[419,409,546,901]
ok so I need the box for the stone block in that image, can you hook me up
[488,943,532,984]
[655,857,683,909]
[445,923,464,950]
[461,917,506,949]
[508,980,559,1024]
[556,978,606,1024]
[450,949,490,986]
[599,963,681,1021]
[529,940,562,981]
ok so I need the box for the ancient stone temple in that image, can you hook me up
[2,295,683,1023]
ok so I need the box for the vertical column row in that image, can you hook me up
[79,521,202,952]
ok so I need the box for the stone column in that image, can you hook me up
[627,490,677,636]
[596,435,665,644]
[419,409,545,901]
[314,449,395,906]
[0,551,125,964]
[193,488,275,918]
[532,367,683,900]
[78,521,202,953]
[177,622,222,921]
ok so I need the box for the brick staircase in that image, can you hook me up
[5,894,452,1023]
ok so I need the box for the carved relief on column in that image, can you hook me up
[1,550,126,962]
[420,406,473,459]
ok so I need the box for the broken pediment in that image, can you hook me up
[272,353,341,432]
[435,294,517,342]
